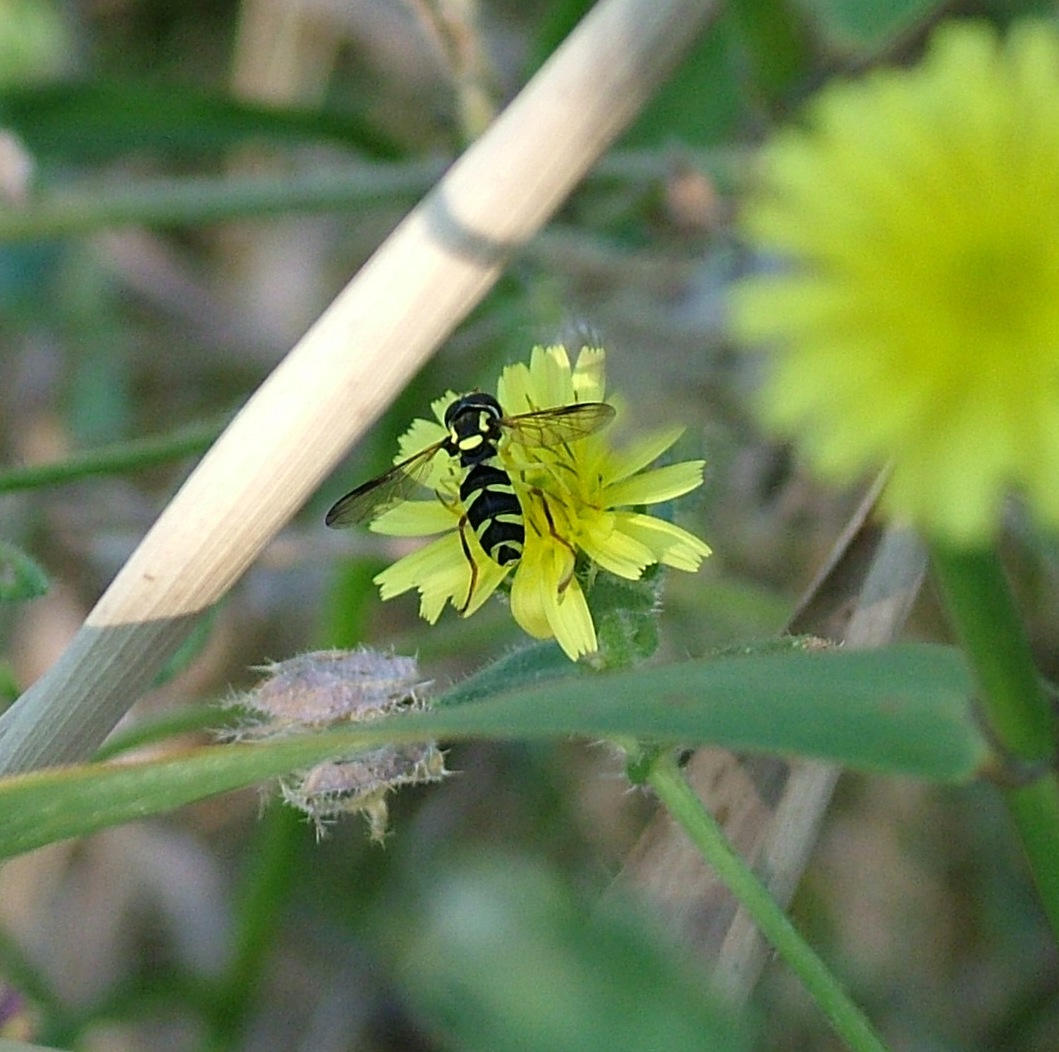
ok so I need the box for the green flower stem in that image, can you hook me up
[647,755,890,1052]
[930,544,1059,934]
[0,151,737,246]
[0,162,444,243]
[930,546,1056,755]
[0,416,224,493]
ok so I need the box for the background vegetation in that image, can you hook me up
[0,1,1055,1050]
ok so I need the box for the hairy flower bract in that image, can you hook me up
[372,346,710,660]
[731,20,1059,545]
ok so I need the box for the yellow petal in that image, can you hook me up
[510,541,563,639]
[580,519,656,579]
[460,556,514,618]
[547,577,597,660]
[605,461,705,508]
[603,427,685,484]
[371,500,455,537]
[396,417,447,460]
[510,532,596,659]
[617,512,712,571]
[572,346,607,403]
[374,533,468,609]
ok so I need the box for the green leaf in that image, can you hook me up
[621,18,749,147]
[526,0,594,75]
[0,80,402,163]
[798,0,944,54]
[0,416,224,495]
[0,645,988,859]
[729,0,812,101]
[439,641,590,707]
[435,643,987,781]
[0,542,49,602]
[0,731,361,859]
[396,855,749,1052]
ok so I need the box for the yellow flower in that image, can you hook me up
[731,20,1059,546]
[372,346,710,660]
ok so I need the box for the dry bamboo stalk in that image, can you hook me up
[0,0,720,773]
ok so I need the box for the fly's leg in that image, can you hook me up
[528,487,577,594]
[438,488,481,616]
[455,511,481,615]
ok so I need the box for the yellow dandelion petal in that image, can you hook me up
[617,512,712,572]
[510,536,574,639]
[371,500,454,537]
[375,534,469,616]
[496,362,533,414]
[460,555,514,619]
[529,345,577,408]
[375,530,510,622]
[572,346,607,402]
[579,515,657,579]
[396,417,447,460]
[511,538,596,659]
[604,426,685,483]
[548,577,597,661]
[732,19,1059,545]
[605,461,705,508]
[508,561,551,639]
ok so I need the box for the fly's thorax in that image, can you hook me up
[442,391,503,428]
[442,387,499,432]
[443,393,504,460]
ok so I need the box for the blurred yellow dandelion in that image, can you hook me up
[731,20,1059,545]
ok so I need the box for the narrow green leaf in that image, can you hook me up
[0,162,444,244]
[434,643,986,780]
[0,416,223,494]
[0,80,402,162]
[0,732,369,859]
[0,542,49,602]
[0,644,988,859]
[799,0,943,53]
[439,641,590,707]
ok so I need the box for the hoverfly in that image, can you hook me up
[326,392,615,603]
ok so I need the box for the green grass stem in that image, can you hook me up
[647,754,890,1052]
[930,544,1059,936]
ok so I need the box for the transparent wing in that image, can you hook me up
[502,402,615,449]
[325,442,446,527]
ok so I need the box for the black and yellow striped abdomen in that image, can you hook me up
[445,393,524,566]
[458,462,524,564]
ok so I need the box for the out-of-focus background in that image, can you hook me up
[0,1,1056,1049]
